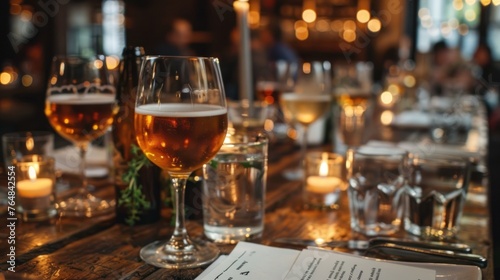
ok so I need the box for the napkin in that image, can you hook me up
[391,110,432,128]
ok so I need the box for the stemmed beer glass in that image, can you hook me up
[45,55,116,217]
[280,61,332,180]
[135,56,227,268]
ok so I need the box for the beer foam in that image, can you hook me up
[136,103,227,117]
[47,94,116,104]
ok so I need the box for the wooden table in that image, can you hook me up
[0,135,493,279]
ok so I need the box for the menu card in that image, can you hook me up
[196,242,436,280]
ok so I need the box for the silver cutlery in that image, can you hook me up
[365,243,487,268]
[273,237,487,268]
[273,237,472,253]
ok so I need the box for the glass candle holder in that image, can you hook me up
[15,155,57,222]
[304,152,345,210]
[2,131,54,167]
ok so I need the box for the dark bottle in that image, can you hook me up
[113,46,162,225]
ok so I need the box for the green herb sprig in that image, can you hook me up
[118,144,152,226]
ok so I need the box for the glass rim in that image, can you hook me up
[51,54,107,61]
[142,55,220,61]
[2,131,54,140]
[222,130,268,147]
[14,155,55,165]
[222,137,268,148]
[306,151,343,164]
[354,146,407,157]
[409,153,469,167]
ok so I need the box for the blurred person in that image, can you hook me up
[154,18,194,56]
[472,43,500,88]
[472,43,500,117]
[259,19,299,64]
[429,40,474,95]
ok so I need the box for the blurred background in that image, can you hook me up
[1,0,499,134]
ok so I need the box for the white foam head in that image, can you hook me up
[47,94,115,104]
[135,103,227,117]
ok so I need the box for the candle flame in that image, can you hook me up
[25,135,34,151]
[319,152,329,176]
[28,165,37,180]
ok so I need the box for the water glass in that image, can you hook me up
[227,100,275,133]
[304,152,345,210]
[202,130,268,244]
[346,146,407,236]
[405,154,470,240]
[2,131,54,166]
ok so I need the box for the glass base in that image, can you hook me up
[57,193,114,218]
[405,222,457,241]
[204,225,263,244]
[140,239,220,269]
[18,207,57,222]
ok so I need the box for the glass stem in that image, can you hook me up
[78,143,89,195]
[300,125,309,170]
[169,176,191,249]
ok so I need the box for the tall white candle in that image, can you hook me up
[234,0,254,104]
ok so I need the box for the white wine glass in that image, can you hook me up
[45,55,116,217]
[280,61,332,180]
[135,56,227,269]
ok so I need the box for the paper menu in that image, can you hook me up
[284,248,435,280]
[195,242,300,280]
[196,242,436,280]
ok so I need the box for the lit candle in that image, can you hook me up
[17,165,53,198]
[306,153,341,194]
[234,0,254,104]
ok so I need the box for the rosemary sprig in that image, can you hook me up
[118,144,152,226]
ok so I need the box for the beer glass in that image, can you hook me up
[45,55,116,217]
[135,56,227,268]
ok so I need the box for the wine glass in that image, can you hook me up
[280,61,332,180]
[135,56,227,269]
[255,60,297,139]
[45,55,116,217]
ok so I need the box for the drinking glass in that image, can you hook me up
[254,61,297,140]
[405,154,470,240]
[45,55,116,217]
[332,62,374,154]
[135,56,227,268]
[346,146,408,236]
[280,61,332,180]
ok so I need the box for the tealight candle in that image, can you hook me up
[17,165,53,198]
[306,176,342,194]
[304,152,344,209]
[15,155,57,221]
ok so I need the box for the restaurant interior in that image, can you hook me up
[1,0,500,278]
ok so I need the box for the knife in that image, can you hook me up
[273,237,472,253]
[365,243,488,268]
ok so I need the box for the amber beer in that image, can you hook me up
[135,103,228,173]
[256,81,281,105]
[45,94,117,144]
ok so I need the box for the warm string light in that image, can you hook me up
[289,3,382,42]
